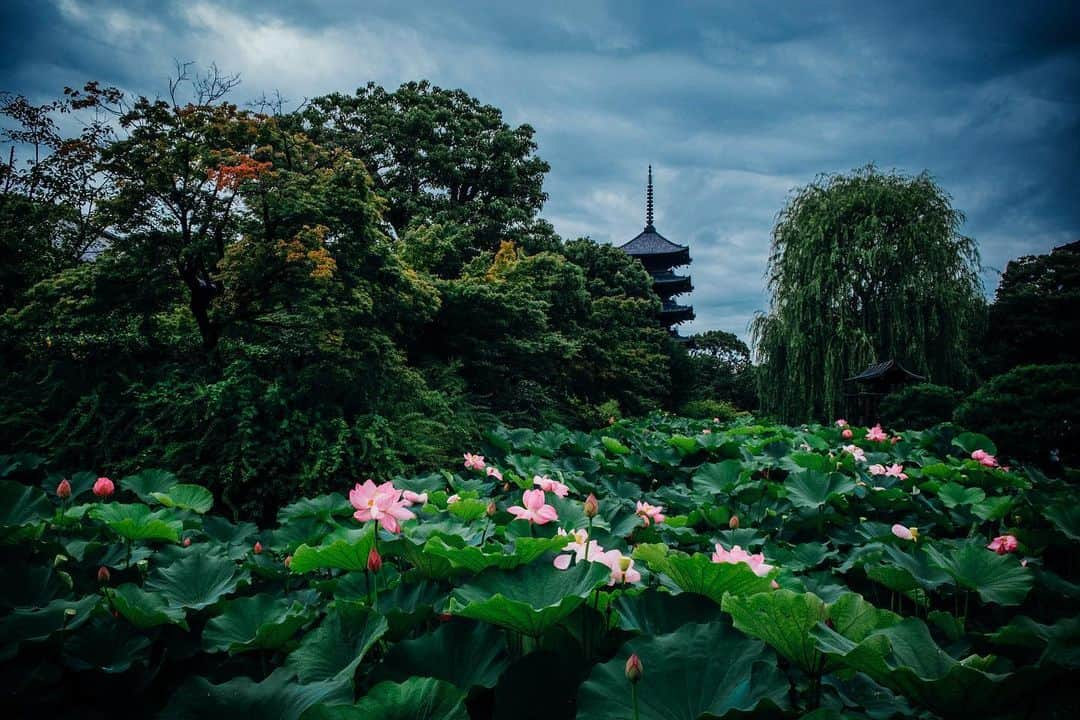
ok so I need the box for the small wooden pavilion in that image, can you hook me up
[843,359,925,425]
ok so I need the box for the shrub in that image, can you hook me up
[879,383,964,429]
[679,398,739,422]
[954,363,1080,468]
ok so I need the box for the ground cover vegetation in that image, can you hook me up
[2,415,1078,718]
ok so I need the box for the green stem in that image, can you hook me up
[631,683,640,720]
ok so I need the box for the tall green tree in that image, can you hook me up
[300,81,549,252]
[752,165,984,423]
[983,240,1080,375]
[687,330,757,410]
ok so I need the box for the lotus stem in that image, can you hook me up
[631,683,640,720]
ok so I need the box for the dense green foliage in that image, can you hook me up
[982,240,1080,375]
[752,165,985,423]
[3,415,1078,718]
[954,364,1080,469]
[0,77,677,520]
[685,330,757,411]
[879,383,964,430]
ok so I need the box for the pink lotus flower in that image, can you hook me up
[486,466,503,481]
[971,449,999,468]
[183,537,192,548]
[711,544,774,577]
[865,424,888,442]
[284,555,292,568]
[92,477,114,498]
[884,463,908,480]
[56,479,72,500]
[402,490,428,506]
[552,528,604,569]
[534,475,569,497]
[842,444,866,462]
[842,428,854,439]
[508,489,559,525]
[463,453,486,470]
[836,419,848,427]
[598,549,642,585]
[869,464,887,475]
[702,428,712,434]
[367,547,382,572]
[635,501,665,527]
[987,534,1018,555]
[349,479,416,534]
[253,541,263,554]
[447,494,461,505]
[625,653,643,683]
[891,524,918,541]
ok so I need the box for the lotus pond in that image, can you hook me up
[2,416,1078,719]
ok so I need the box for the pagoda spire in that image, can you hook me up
[645,165,655,231]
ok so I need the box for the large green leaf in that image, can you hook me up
[423,535,568,574]
[278,493,353,523]
[952,432,997,456]
[723,590,898,675]
[203,594,310,653]
[121,469,179,502]
[811,617,1014,716]
[62,616,151,673]
[303,678,468,720]
[0,595,98,661]
[0,480,51,542]
[614,590,723,635]
[577,621,789,720]
[145,551,244,610]
[286,602,387,683]
[1045,503,1080,542]
[785,471,856,510]
[290,525,376,574]
[935,483,986,509]
[648,551,775,603]
[150,483,214,513]
[161,668,350,720]
[691,460,744,495]
[108,583,188,629]
[369,620,509,690]
[90,503,182,543]
[925,542,1033,605]
[448,560,609,637]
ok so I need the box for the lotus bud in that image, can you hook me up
[841,428,853,439]
[92,477,114,498]
[367,547,382,573]
[728,515,739,529]
[584,493,599,518]
[183,537,192,547]
[284,555,292,569]
[625,653,643,684]
[56,479,72,500]
[486,501,497,517]
[97,566,110,584]
[253,541,263,555]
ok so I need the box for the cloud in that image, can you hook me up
[3,0,1077,342]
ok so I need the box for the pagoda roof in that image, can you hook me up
[619,228,689,257]
[845,360,925,384]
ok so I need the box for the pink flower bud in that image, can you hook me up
[584,493,599,518]
[841,428,853,439]
[183,537,192,547]
[56,479,72,500]
[92,477,114,498]
[284,555,292,569]
[367,547,382,573]
[729,515,740,530]
[253,541,263,555]
[486,501,497,517]
[97,566,110,584]
[625,653,643,683]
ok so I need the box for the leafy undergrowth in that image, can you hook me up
[2,416,1079,719]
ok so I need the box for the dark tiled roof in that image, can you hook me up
[618,228,688,256]
[845,359,925,383]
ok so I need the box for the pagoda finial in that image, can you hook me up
[645,165,655,231]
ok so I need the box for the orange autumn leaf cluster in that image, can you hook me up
[207,155,272,191]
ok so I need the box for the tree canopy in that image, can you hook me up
[752,165,985,423]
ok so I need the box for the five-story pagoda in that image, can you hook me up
[618,166,695,331]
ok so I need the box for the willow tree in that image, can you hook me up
[751,165,984,423]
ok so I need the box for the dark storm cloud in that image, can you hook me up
[2,0,1078,340]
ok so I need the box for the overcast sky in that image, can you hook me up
[3,0,1078,340]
